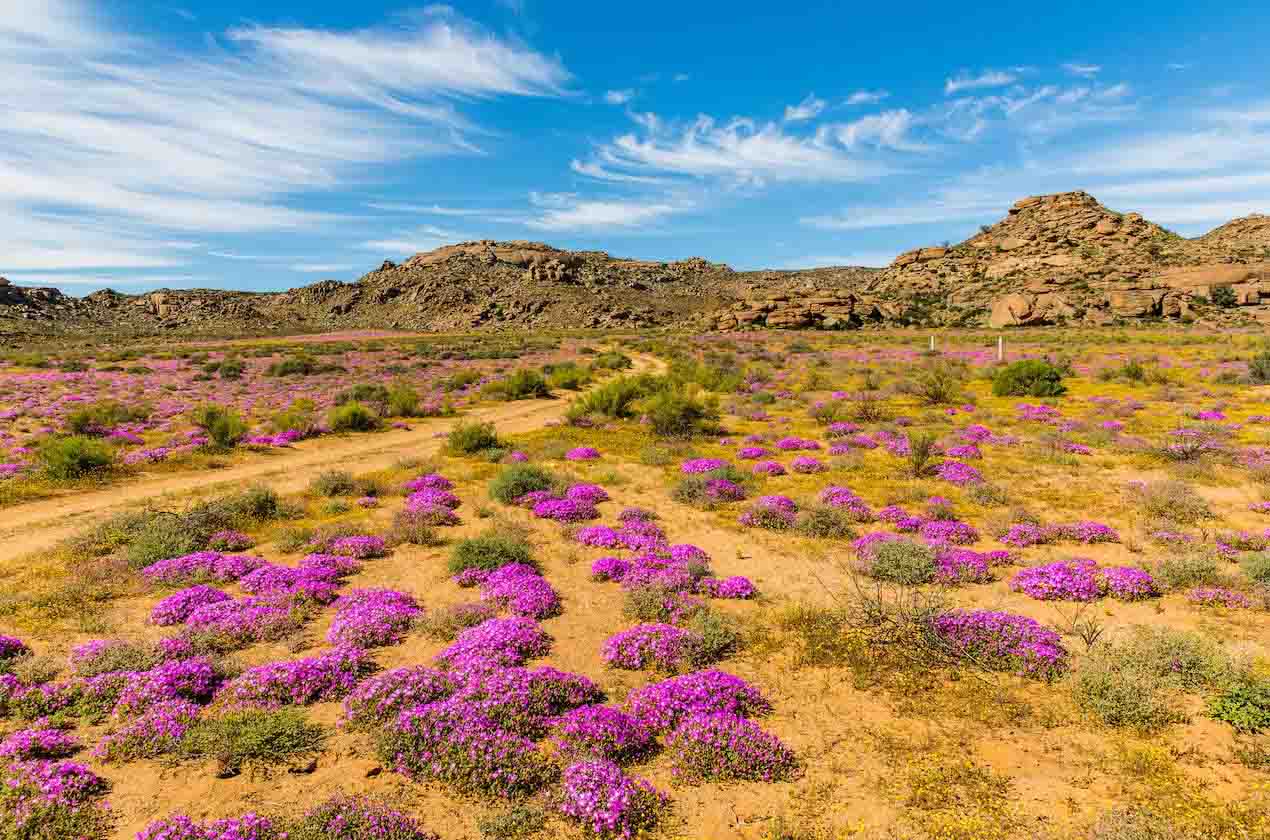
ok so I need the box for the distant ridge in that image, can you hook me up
[3,191,1268,335]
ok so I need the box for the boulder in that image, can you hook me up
[1107,289,1164,317]
[989,293,1034,328]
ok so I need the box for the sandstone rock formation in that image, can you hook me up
[2,193,1267,336]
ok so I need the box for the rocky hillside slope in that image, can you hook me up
[2,192,1267,336]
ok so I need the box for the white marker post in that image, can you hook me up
[997,335,1004,362]
[929,335,935,352]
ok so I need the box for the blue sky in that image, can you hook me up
[4,0,1270,293]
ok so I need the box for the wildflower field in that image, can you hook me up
[0,326,1269,840]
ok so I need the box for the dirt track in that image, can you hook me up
[0,354,662,560]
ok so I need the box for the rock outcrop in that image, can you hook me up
[2,193,1268,336]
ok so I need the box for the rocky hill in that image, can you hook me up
[2,192,1268,336]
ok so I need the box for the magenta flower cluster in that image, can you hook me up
[932,610,1068,679]
[1009,559,1157,602]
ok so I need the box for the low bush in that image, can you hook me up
[66,400,150,436]
[1133,480,1212,525]
[1153,552,1221,590]
[125,514,203,569]
[327,401,381,433]
[38,435,114,480]
[568,375,656,422]
[991,359,1067,397]
[449,526,534,576]
[447,421,500,455]
[1250,351,1270,385]
[1072,626,1238,730]
[310,470,358,497]
[190,403,248,449]
[269,399,320,436]
[1209,680,1270,733]
[489,464,556,504]
[483,369,551,401]
[866,540,937,585]
[795,506,858,540]
[180,708,325,776]
[640,388,720,438]
[1243,553,1270,586]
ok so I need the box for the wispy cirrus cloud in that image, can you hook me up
[845,89,889,106]
[0,0,569,274]
[525,193,691,231]
[603,88,635,105]
[944,69,1018,94]
[1061,62,1102,77]
[783,93,826,122]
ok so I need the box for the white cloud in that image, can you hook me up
[603,89,635,105]
[944,70,1017,95]
[6,272,202,288]
[673,73,690,83]
[360,224,467,255]
[0,0,569,274]
[1062,62,1101,77]
[783,93,826,122]
[845,90,889,106]
[827,109,927,151]
[526,193,688,231]
[574,113,894,187]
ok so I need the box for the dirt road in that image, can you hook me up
[0,354,662,560]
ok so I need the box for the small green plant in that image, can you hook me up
[38,436,114,480]
[991,359,1067,397]
[794,506,858,540]
[488,464,556,504]
[568,375,655,422]
[1152,552,1220,590]
[310,470,358,497]
[478,806,548,840]
[639,388,720,438]
[1210,285,1238,308]
[483,369,551,401]
[125,513,203,569]
[1243,552,1270,586]
[906,432,940,478]
[448,525,534,575]
[1209,680,1270,733]
[447,421,501,455]
[867,540,936,585]
[180,709,325,776]
[190,403,248,449]
[386,382,422,417]
[327,401,381,433]
[65,400,150,436]
[910,361,965,405]
[1249,351,1270,385]
[270,399,319,436]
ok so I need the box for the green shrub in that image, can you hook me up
[269,399,319,436]
[910,361,965,405]
[592,352,633,371]
[478,806,547,840]
[777,604,857,668]
[905,432,940,478]
[1153,552,1220,590]
[448,528,534,575]
[335,384,390,413]
[483,369,551,401]
[327,402,381,433]
[125,514,202,569]
[443,370,482,392]
[267,355,328,377]
[38,436,114,480]
[1243,552,1270,586]
[866,540,936,585]
[310,470,358,497]
[65,400,150,436]
[180,708,325,776]
[567,375,656,422]
[1134,480,1212,525]
[1210,285,1238,308]
[489,465,556,505]
[639,388,719,438]
[446,421,500,455]
[1209,680,1270,733]
[547,364,590,391]
[1072,627,1237,730]
[190,403,248,449]
[991,359,1067,397]
[219,359,245,380]
[685,609,743,669]
[1250,351,1270,385]
[795,506,858,540]
[386,383,421,417]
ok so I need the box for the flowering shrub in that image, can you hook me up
[576,526,621,548]
[327,589,422,648]
[818,486,873,521]
[590,556,631,582]
[381,698,555,798]
[405,487,461,511]
[625,670,770,732]
[935,460,983,485]
[567,447,601,461]
[698,575,757,599]
[207,530,252,551]
[0,759,111,840]
[919,520,980,546]
[454,666,602,737]
[750,460,787,476]
[342,666,455,730]
[114,657,220,716]
[136,813,279,840]
[738,495,797,530]
[404,472,453,492]
[737,446,768,459]
[567,483,611,504]
[933,549,993,584]
[667,712,796,782]
[93,698,200,761]
[0,728,80,760]
[681,458,729,474]
[790,455,826,474]
[184,595,310,648]
[142,551,266,586]
[533,498,599,523]
[602,624,705,672]
[556,759,668,838]
[1186,587,1253,609]
[217,646,372,709]
[705,478,746,502]
[932,610,1067,679]
[294,795,440,840]
[150,585,232,626]
[435,617,553,670]
[481,565,561,619]
[775,437,819,451]
[328,535,388,559]
[551,705,654,762]
[1010,559,1157,602]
